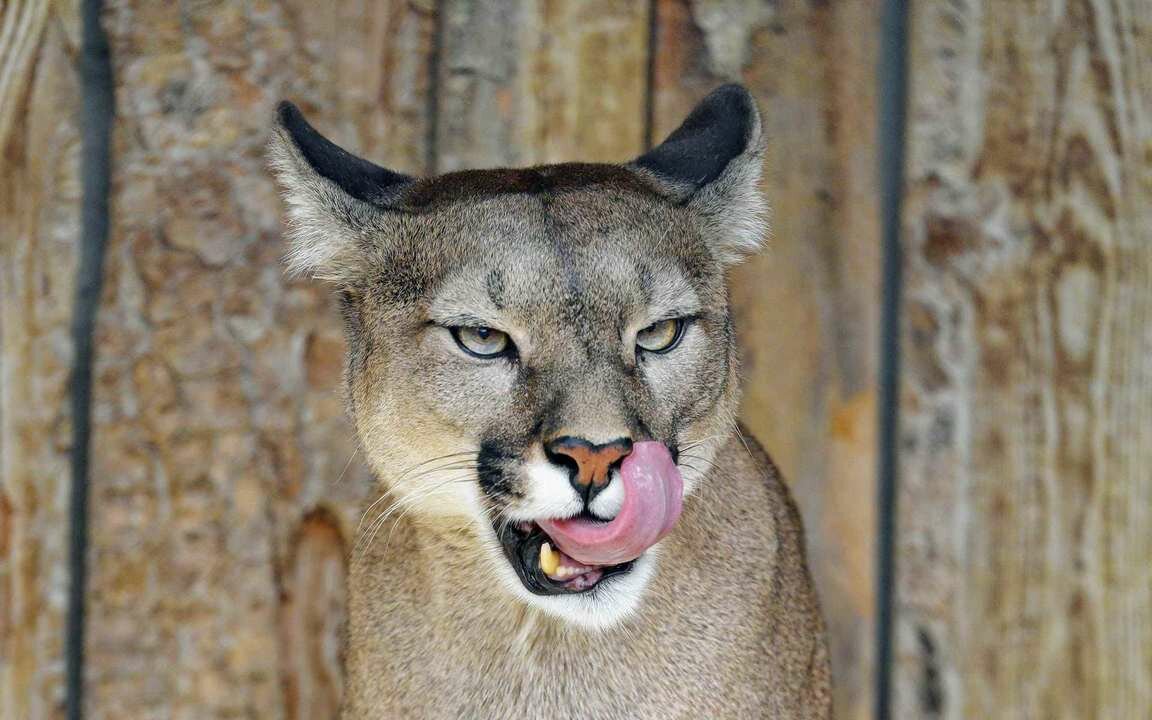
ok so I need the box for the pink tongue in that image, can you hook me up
[537,441,683,566]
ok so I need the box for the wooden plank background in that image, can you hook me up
[6,2,870,714]
[895,0,1152,717]
[1,2,78,717]
[651,3,882,718]
[3,1,1147,719]
[0,1,879,717]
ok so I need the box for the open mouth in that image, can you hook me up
[491,441,686,597]
[495,519,635,595]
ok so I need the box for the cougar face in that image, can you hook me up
[270,86,767,628]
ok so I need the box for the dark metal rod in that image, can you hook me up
[874,0,910,717]
[69,0,113,717]
[642,0,660,150]
[425,0,445,175]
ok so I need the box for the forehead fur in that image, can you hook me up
[375,180,719,319]
[395,163,664,211]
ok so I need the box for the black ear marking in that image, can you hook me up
[630,84,767,263]
[276,101,411,203]
[632,84,759,192]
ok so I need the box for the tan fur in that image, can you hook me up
[268,85,831,718]
[344,432,830,718]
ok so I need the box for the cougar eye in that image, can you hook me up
[636,318,685,354]
[451,326,512,358]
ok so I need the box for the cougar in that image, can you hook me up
[269,84,831,718]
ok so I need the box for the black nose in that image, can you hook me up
[545,436,633,507]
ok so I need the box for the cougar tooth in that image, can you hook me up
[539,542,560,576]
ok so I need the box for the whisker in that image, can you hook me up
[378,486,480,559]
[728,417,754,459]
[358,478,461,547]
[355,455,480,535]
[678,462,704,477]
[360,480,464,561]
[679,452,720,470]
[355,489,396,537]
[679,434,725,452]
[355,470,477,559]
[332,448,359,484]
[392,452,478,484]
[397,463,479,487]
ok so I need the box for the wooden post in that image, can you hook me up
[0,0,882,716]
[895,1,1152,716]
[650,2,882,718]
[280,509,347,720]
[1,1,78,717]
[74,2,432,717]
[434,0,650,170]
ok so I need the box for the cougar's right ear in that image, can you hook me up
[267,102,413,281]
[631,84,767,264]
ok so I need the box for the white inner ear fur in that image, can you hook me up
[267,128,379,283]
[687,140,769,265]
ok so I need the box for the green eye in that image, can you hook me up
[636,318,686,354]
[451,326,512,358]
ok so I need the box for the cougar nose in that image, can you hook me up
[545,436,633,506]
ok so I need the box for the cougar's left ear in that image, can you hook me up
[631,84,767,264]
[267,102,413,281]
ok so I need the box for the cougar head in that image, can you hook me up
[269,85,766,629]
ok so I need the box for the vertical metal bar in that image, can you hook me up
[69,0,113,717]
[425,0,445,175]
[642,0,659,150]
[875,0,909,718]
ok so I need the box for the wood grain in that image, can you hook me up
[651,2,881,718]
[280,510,347,720]
[896,0,1152,716]
[435,0,649,170]
[7,1,1145,718]
[0,2,79,716]
[76,2,434,717]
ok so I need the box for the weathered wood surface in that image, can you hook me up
[0,0,883,717]
[0,1,79,717]
[279,509,347,720]
[896,0,1152,717]
[651,2,880,718]
[435,0,650,171]
[79,1,433,717]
